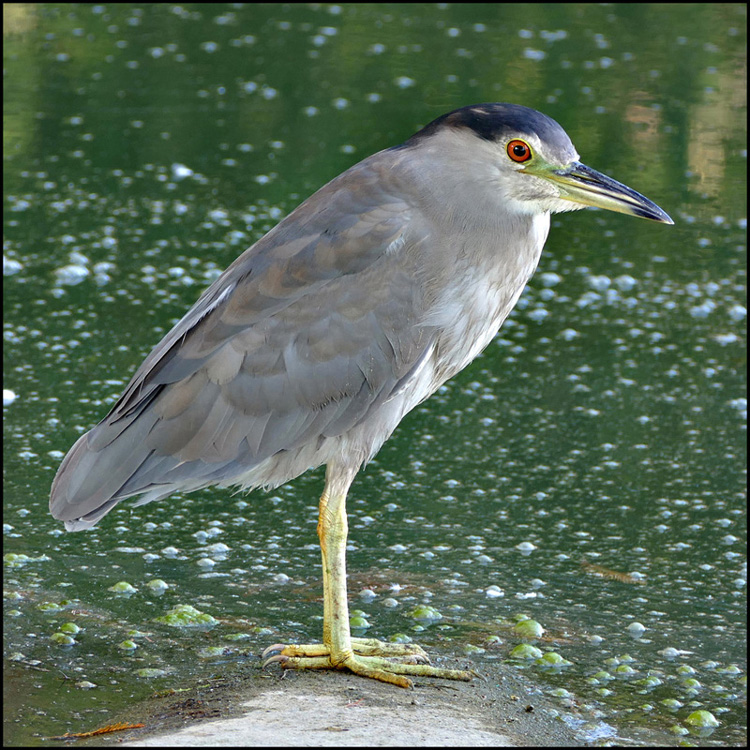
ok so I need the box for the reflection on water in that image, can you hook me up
[4,3,746,747]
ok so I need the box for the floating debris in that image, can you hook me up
[581,560,645,584]
[47,722,145,740]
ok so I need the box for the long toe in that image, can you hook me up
[349,637,430,660]
[261,639,474,688]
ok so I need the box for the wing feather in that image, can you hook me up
[50,154,437,527]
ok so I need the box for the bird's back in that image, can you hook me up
[50,152,441,529]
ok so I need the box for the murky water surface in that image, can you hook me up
[4,4,746,746]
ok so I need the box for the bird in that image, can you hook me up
[50,103,673,688]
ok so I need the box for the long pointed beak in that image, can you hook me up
[544,161,674,224]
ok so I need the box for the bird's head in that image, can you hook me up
[402,103,673,224]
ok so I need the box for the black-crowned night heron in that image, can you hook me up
[50,103,672,688]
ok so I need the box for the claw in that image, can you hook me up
[261,643,287,660]
[263,653,289,669]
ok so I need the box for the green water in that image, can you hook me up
[4,4,746,746]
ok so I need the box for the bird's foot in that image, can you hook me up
[262,637,474,688]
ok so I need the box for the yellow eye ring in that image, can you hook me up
[507,139,532,163]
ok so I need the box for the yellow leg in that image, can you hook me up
[319,462,353,664]
[263,463,474,688]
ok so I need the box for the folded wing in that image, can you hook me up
[50,159,436,529]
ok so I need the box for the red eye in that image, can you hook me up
[507,139,532,163]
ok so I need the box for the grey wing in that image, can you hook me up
[50,163,434,528]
